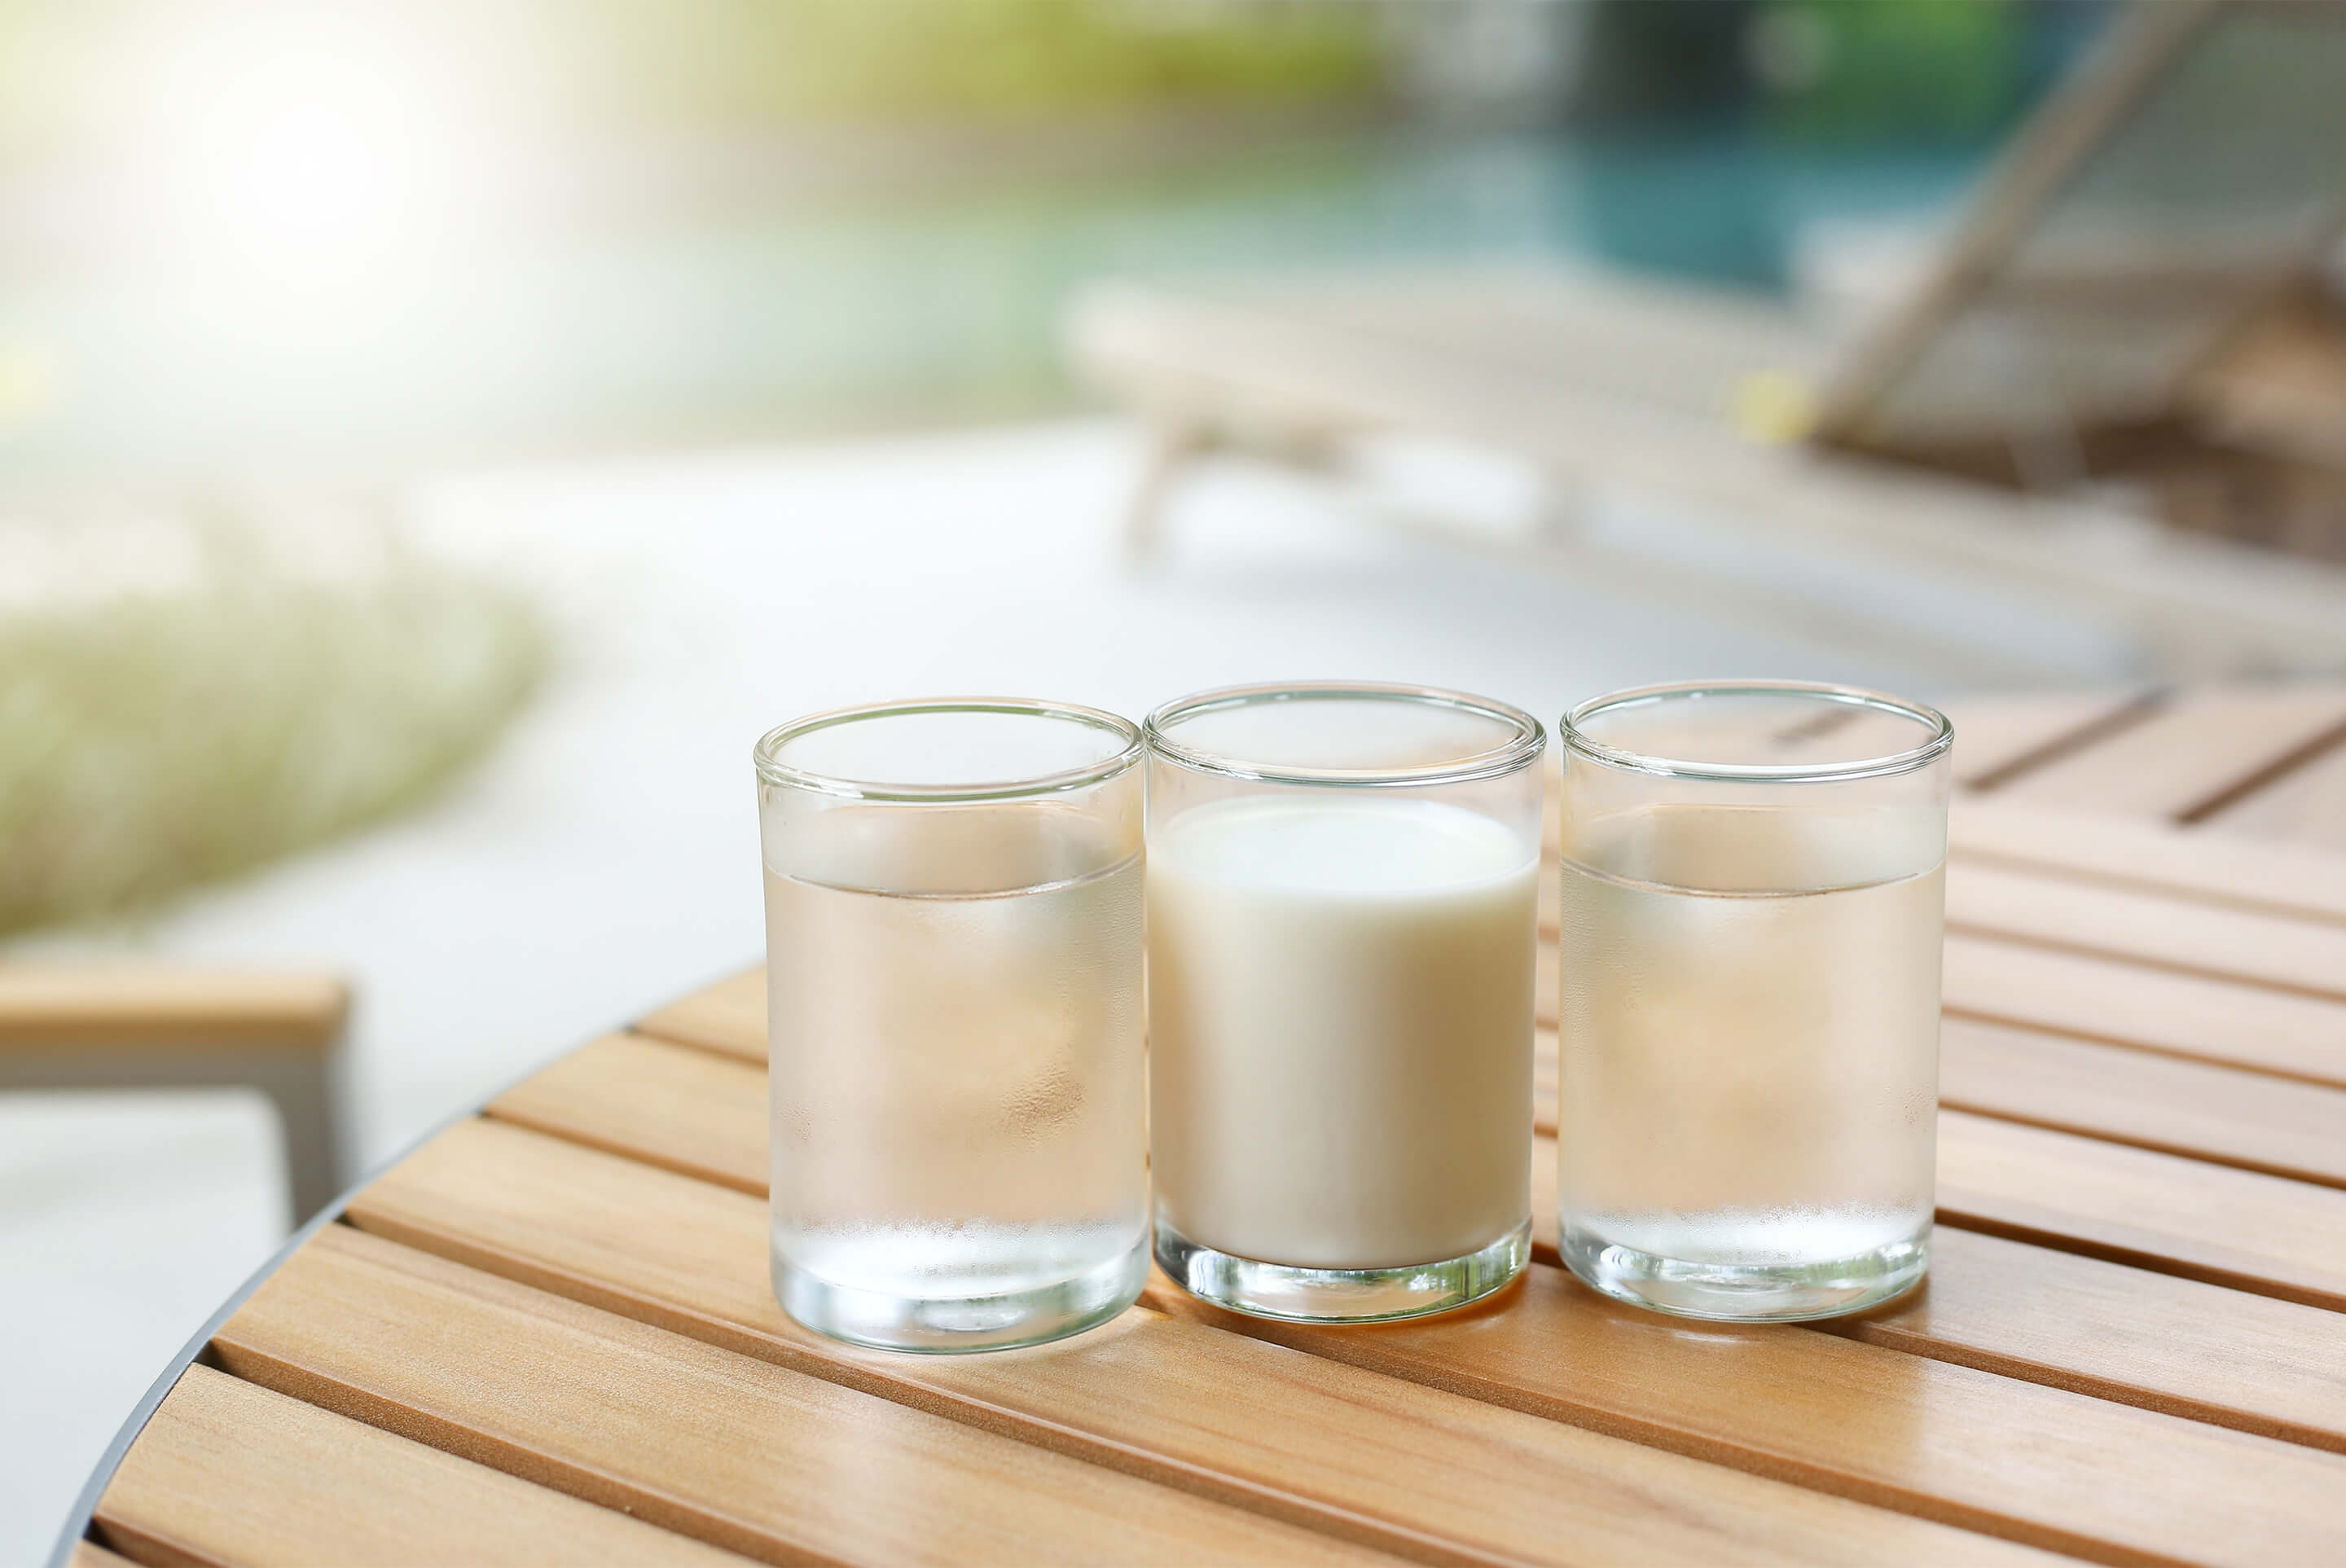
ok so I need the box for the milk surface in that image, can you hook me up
[1147,795,1539,1270]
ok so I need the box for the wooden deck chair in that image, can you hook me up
[0,969,351,1224]
[1069,0,2346,678]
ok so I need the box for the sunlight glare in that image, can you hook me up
[131,5,481,287]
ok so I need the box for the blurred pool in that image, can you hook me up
[0,128,1987,481]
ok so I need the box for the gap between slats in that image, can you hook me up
[211,1225,1405,1568]
[1539,1017,2346,1193]
[1545,864,2346,1007]
[657,944,2346,1098]
[338,1114,2346,1568]
[1969,686,2346,824]
[1941,690,2167,793]
[90,1364,757,1568]
[634,951,2346,1309]
[488,1034,2346,1455]
[289,1201,2067,1568]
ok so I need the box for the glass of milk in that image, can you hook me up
[1144,682,1547,1322]
[1554,681,1953,1322]
[756,698,1148,1351]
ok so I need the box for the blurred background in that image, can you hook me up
[0,0,2098,472]
[7,2,2346,1558]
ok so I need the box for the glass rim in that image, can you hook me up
[753,696,1144,802]
[1558,680,1953,784]
[1144,680,1547,787]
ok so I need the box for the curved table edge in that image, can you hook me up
[39,1004,710,1568]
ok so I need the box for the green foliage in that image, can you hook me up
[0,560,547,935]
[550,0,1383,129]
[0,0,1385,174]
[1756,0,2034,145]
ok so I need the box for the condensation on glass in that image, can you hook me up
[1553,681,1953,1322]
[755,698,1147,1352]
[1145,681,1546,1323]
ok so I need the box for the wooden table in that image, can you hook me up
[58,684,2346,1568]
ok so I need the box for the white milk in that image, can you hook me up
[1147,795,1540,1270]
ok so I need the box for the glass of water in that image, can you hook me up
[755,698,1148,1352]
[1553,681,1953,1322]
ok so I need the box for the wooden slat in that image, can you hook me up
[490,1031,765,1188]
[1937,689,2159,788]
[214,1226,1392,1568]
[70,1545,136,1568]
[1988,685,2346,821]
[1945,861,2346,1001]
[1950,798,2346,924]
[0,969,345,1050]
[1941,933,2346,1087]
[1537,1109,2346,1315]
[1939,1017,2346,1188]
[351,1117,2065,1568]
[1937,1109,2346,1311]
[613,948,2346,1326]
[1835,1228,2346,1456]
[1140,1262,2346,1568]
[1535,1016,2346,1186]
[492,1033,2346,1470]
[493,1034,764,1195]
[1543,929,2346,1091]
[635,968,763,1061]
[2197,737,2346,853]
[94,1364,750,1568]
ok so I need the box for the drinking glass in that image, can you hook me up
[1553,681,1953,1321]
[756,698,1149,1351]
[1145,681,1546,1322]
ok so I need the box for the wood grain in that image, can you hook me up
[1544,999,2346,1186]
[635,968,764,1061]
[1988,685,2346,821]
[0,969,345,1051]
[1544,930,2346,1089]
[1540,1113,2346,1331]
[1941,933,2346,1087]
[490,1031,765,1188]
[1938,1017,2346,1187]
[1937,1110,2346,1311]
[1944,861,2346,1000]
[94,1364,750,1568]
[1938,690,2160,789]
[215,1225,1394,1568]
[1142,1261,2346,1568]
[466,1049,2346,1483]
[349,1118,2066,1568]
[1949,797,2346,923]
[492,1034,764,1194]
[551,1012,2346,1421]
[1834,1227,2346,1454]
[69,1546,135,1568]
[2198,737,2346,853]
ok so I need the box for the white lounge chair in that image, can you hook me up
[1070,0,2346,678]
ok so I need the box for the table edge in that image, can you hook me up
[41,1021,651,1568]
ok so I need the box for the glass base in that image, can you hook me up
[1560,1223,1927,1323]
[773,1232,1148,1353]
[1156,1219,1531,1324]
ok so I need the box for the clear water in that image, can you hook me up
[1553,802,1943,1319]
[763,810,1147,1348]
